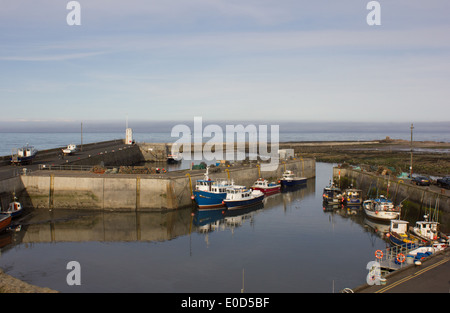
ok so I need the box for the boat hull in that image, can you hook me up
[193,190,227,210]
[364,208,400,220]
[280,178,307,187]
[252,185,280,195]
[389,233,419,249]
[0,214,12,233]
[224,193,265,210]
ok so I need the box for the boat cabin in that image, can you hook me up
[225,186,251,200]
[18,146,35,157]
[195,180,213,192]
[374,196,394,210]
[414,221,439,240]
[390,220,409,235]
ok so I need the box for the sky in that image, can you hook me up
[1,1,450,127]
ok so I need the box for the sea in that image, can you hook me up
[1,129,449,157]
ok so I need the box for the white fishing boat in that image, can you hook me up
[411,215,449,246]
[223,186,264,210]
[11,144,37,165]
[363,195,401,220]
[2,195,23,218]
[62,144,77,155]
[279,170,307,187]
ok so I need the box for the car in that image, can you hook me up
[437,176,450,189]
[412,175,431,186]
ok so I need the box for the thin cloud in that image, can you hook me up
[0,51,106,61]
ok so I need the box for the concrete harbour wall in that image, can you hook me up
[19,158,315,211]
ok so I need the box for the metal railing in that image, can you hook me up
[377,242,421,271]
[39,164,96,171]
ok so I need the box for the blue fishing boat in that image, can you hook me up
[223,186,264,210]
[279,170,307,187]
[192,168,233,210]
[388,220,421,248]
[342,188,362,206]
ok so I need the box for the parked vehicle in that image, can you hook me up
[412,175,431,186]
[436,176,450,189]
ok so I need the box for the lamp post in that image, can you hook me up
[409,123,413,178]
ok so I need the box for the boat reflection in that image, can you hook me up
[322,202,362,218]
[363,217,391,241]
[0,179,315,253]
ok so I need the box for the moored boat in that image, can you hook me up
[411,215,449,247]
[322,182,342,204]
[2,196,23,218]
[341,188,362,206]
[251,178,281,195]
[167,152,182,163]
[223,186,264,210]
[388,220,421,248]
[0,213,12,233]
[192,168,233,210]
[363,196,401,221]
[279,170,307,187]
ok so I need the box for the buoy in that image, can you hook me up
[415,261,422,266]
[375,250,383,259]
[396,253,406,263]
[191,195,195,200]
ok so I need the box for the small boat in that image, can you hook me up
[363,196,401,221]
[167,152,182,164]
[251,178,281,195]
[222,186,264,210]
[341,188,362,206]
[11,144,37,165]
[411,215,449,247]
[192,168,233,210]
[387,220,421,248]
[279,170,307,187]
[0,213,12,233]
[322,182,342,204]
[1,196,23,218]
[405,246,438,265]
[62,144,77,155]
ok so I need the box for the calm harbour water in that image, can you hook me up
[0,162,393,293]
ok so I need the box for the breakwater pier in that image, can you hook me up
[0,140,315,211]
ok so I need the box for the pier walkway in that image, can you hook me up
[0,140,129,181]
[355,247,450,293]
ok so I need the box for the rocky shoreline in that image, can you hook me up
[0,269,58,293]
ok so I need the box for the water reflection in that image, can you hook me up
[2,162,446,292]
[0,178,315,252]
